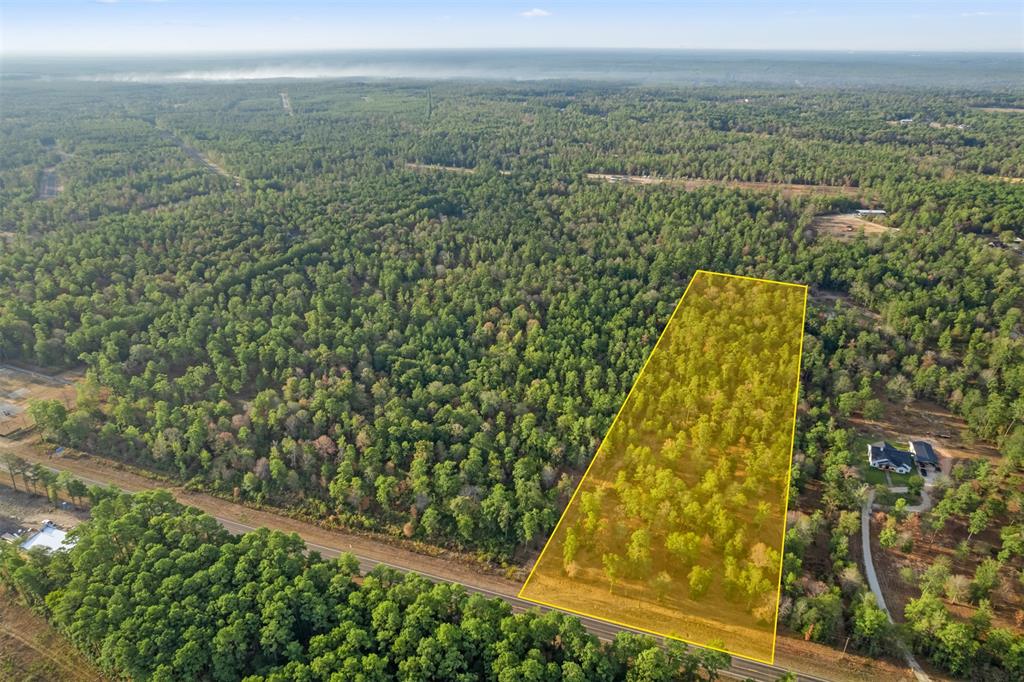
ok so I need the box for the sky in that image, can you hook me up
[1,1,1022,56]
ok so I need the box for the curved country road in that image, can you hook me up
[861,491,930,682]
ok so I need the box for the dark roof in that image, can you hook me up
[868,442,914,470]
[909,440,938,465]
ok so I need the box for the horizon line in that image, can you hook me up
[3,47,1023,59]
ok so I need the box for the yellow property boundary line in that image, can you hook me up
[517,269,808,666]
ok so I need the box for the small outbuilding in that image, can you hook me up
[19,520,75,553]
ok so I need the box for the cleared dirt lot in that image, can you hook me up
[811,213,896,241]
[847,397,1002,463]
[0,365,80,436]
[0,484,88,533]
[36,167,62,200]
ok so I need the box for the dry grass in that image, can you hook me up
[775,635,920,682]
[0,595,106,682]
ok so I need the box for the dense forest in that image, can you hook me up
[0,490,729,681]
[2,76,1023,679]
[522,273,805,661]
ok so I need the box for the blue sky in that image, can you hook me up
[1,1,1021,55]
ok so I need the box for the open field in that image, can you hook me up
[0,365,80,436]
[810,213,896,241]
[585,173,872,199]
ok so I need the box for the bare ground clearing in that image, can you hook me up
[586,173,872,199]
[0,484,88,532]
[404,161,511,176]
[0,365,81,436]
[775,634,920,682]
[809,288,881,324]
[811,213,896,241]
[847,397,1002,464]
[405,161,476,174]
[36,167,62,200]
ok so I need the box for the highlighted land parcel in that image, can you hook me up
[519,270,807,663]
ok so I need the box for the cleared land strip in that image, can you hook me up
[404,162,477,174]
[404,162,511,175]
[37,167,61,200]
[586,173,873,199]
[0,435,851,682]
[153,127,243,186]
